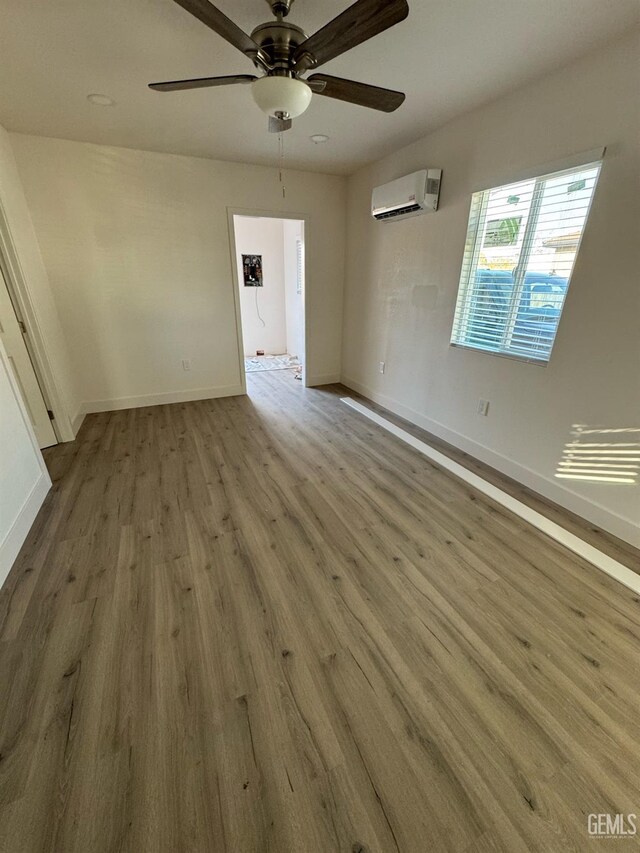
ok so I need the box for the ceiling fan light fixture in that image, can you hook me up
[251,76,312,119]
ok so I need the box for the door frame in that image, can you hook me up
[0,199,72,441]
[0,261,57,447]
[226,207,309,392]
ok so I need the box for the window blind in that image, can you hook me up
[450,160,602,363]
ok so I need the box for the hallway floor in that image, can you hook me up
[244,354,300,373]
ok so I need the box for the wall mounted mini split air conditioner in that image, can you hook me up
[371,169,442,222]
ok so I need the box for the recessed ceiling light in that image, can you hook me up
[87,93,115,106]
[310,134,329,144]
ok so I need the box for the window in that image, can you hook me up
[450,159,602,363]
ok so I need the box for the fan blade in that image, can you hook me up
[307,74,405,112]
[269,115,292,133]
[293,0,408,73]
[171,0,263,58]
[149,74,257,92]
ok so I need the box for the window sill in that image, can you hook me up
[449,342,550,366]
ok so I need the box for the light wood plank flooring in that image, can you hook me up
[1,370,639,853]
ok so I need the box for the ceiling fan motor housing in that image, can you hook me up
[250,21,307,72]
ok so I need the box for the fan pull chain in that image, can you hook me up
[278,132,286,199]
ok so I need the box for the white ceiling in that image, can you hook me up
[1,0,638,175]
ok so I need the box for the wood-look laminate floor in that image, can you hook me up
[1,370,639,853]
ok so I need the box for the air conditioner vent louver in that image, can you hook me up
[375,203,421,220]
[371,169,442,222]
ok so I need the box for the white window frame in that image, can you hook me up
[450,156,603,365]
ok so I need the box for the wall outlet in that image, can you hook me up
[182,359,191,371]
[477,399,490,416]
[379,361,385,374]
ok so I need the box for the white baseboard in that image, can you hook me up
[307,373,341,387]
[71,407,85,437]
[0,471,51,587]
[342,397,640,594]
[340,376,639,549]
[80,383,245,415]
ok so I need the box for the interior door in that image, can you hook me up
[0,265,57,448]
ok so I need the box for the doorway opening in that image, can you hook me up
[232,214,306,388]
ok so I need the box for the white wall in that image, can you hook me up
[342,31,640,546]
[10,135,346,409]
[0,337,51,584]
[0,123,80,437]
[284,219,305,362]
[235,216,286,357]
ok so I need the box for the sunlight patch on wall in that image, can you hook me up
[555,426,640,485]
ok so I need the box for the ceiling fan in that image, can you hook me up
[149,0,409,132]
